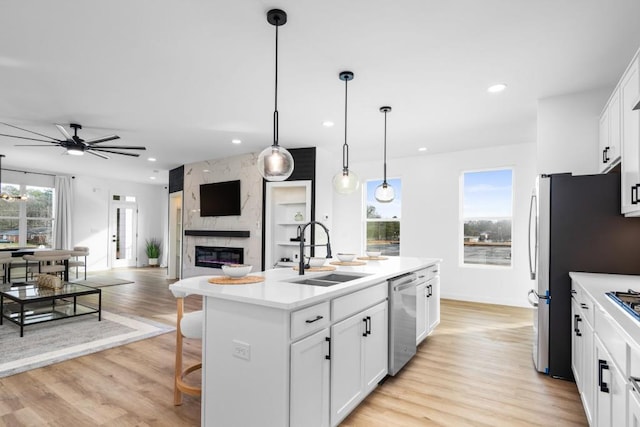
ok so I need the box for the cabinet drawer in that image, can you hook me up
[631,342,640,381]
[291,301,330,341]
[595,305,626,371]
[415,264,439,282]
[332,282,387,322]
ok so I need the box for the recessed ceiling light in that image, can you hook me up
[418,147,428,152]
[487,83,507,93]
[149,176,156,180]
[203,169,210,173]
[232,139,242,144]
[322,121,334,127]
[147,157,157,162]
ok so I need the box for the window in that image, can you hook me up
[0,183,54,249]
[365,178,401,255]
[461,169,512,267]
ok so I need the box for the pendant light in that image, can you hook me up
[257,9,294,182]
[0,154,27,202]
[375,106,395,203]
[332,71,360,194]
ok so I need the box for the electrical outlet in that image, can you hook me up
[232,340,251,361]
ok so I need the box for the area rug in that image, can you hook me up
[0,311,174,378]
[69,275,134,287]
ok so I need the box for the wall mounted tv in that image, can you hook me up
[200,180,241,217]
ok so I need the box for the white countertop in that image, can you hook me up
[570,272,640,347]
[170,256,440,310]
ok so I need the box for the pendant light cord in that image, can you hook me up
[273,21,279,147]
[383,110,388,185]
[343,77,349,172]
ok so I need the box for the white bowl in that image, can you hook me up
[306,257,326,268]
[221,264,252,278]
[336,253,356,262]
[366,251,382,258]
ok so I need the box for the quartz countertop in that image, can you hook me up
[569,272,640,347]
[170,256,440,310]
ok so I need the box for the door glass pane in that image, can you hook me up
[115,207,135,260]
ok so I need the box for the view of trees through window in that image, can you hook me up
[462,169,512,267]
[0,184,54,248]
[366,178,401,255]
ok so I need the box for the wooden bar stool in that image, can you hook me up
[171,290,202,406]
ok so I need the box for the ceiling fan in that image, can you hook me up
[0,122,146,159]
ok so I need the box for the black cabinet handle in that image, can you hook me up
[574,315,582,336]
[605,146,611,162]
[362,318,368,337]
[580,303,589,310]
[603,149,607,164]
[598,359,610,393]
[633,185,639,205]
[428,284,433,297]
[325,337,331,360]
[305,315,323,324]
[571,289,577,294]
[366,316,371,335]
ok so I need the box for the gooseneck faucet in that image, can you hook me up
[298,221,332,275]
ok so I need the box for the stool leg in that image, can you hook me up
[174,297,184,406]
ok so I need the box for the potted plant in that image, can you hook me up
[145,238,161,267]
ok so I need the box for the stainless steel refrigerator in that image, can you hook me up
[527,173,640,379]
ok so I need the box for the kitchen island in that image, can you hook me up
[170,256,440,427]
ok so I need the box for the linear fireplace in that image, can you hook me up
[195,246,244,268]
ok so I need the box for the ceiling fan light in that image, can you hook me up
[257,144,294,181]
[375,182,395,203]
[67,147,84,156]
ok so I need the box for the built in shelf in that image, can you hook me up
[184,230,250,238]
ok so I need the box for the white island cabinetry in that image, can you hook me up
[170,256,441,427]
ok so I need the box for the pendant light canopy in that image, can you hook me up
[0,155,27,202]
[375,106,395,203]
[332,71,360,194]
[257,9,294,182]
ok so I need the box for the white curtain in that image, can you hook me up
[54,176,74,249]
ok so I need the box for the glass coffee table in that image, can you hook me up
[0,282,101,337]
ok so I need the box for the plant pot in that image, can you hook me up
[148,258,159,267]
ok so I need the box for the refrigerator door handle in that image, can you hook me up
[528,192,538,280]
[528,289,550,307]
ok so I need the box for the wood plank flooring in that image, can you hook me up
[0,268,587,426]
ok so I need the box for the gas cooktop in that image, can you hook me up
[606,290,640,320]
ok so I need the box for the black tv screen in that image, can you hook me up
[200,180,241,217]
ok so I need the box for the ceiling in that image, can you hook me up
[1,1,640,185]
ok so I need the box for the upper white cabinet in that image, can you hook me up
[599,89,621,173]
[620,54,640,215]
[264,180,312,268]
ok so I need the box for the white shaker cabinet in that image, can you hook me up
[290,328,331,427]
[571,281,595,425]
[331,301,388,427]
[428,275,441,332]
[630,381,640,427]
[599,89,621,173]
[416,282,427,345]
[620,54,640,215]
[594,335,626,427]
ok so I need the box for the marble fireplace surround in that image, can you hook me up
[182,153,263,279]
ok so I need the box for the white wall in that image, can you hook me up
[330,143,537,307]
[537,87,612,175]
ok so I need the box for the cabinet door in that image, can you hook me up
[290,328,330,427]
[571,298,582,389]
[621,57,640,215]
[428,276,440,332]
[331,312,365,426]
[599,108,610,173]
[629,384,640,427]
[595,336,626,427]
[609,89,622,163]
[362,301,388,393]
[582,319,594,425]
[416,283,427,344]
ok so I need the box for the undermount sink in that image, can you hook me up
[286,272,370,287]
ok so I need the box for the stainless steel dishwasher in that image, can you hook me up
[388,272,418,375]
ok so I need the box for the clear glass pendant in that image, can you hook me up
[257,144,294,181]
[332,170,360,194]
[375,182,395,203]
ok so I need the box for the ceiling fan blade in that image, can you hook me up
[92,145,146,150]
[0,133,61,144]
[55,124,73,141]
[14,144,60,147]
[0,122,61,141]
[84,135,120,145]
[90,148,140,157]
[86,150,110,160]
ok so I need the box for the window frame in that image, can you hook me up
[363,177,402,256]
[459,167,514,269]
[0,182,55,248]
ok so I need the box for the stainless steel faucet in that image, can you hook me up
[298,221,332,275]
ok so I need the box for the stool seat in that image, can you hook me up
[180,311,203,339]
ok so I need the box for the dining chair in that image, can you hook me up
[68,246,89,280]
[0,252,12,283]
[23,250,72,281]
[171,289,202,406]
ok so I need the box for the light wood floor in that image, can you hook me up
[0,268,587,426]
